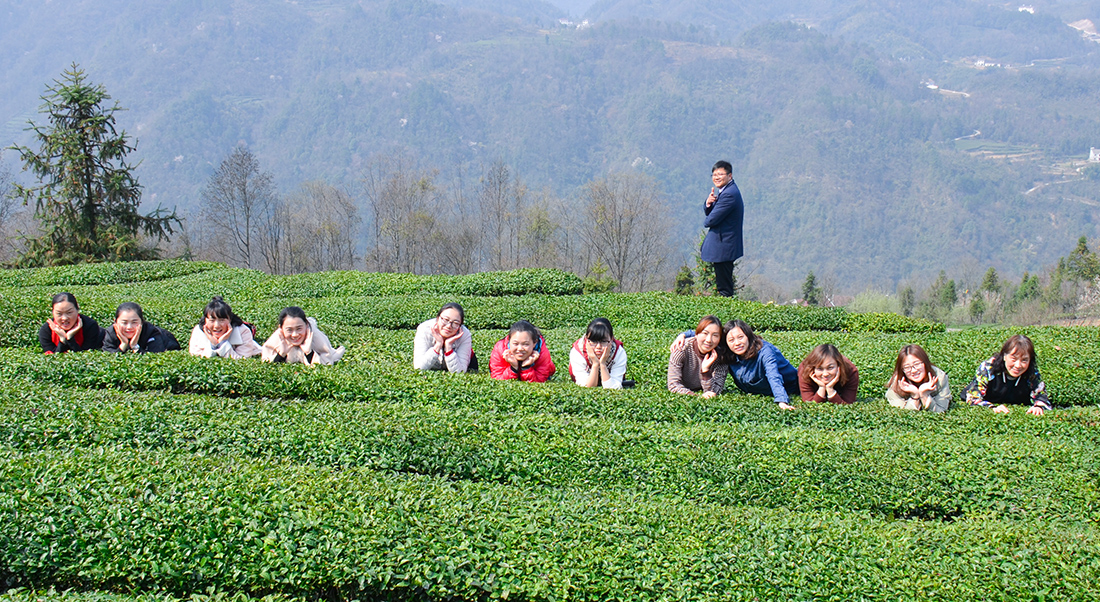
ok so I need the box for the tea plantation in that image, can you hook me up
[1,261,1098,601]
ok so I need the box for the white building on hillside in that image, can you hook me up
[1090,147,1100,162]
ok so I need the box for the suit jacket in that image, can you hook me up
[700,180,744,263]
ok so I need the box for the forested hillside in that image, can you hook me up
[2,0,1099,289]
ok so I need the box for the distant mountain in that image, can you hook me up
[2,0,1099,290]
[438,0,565,24]
[584,0,1099,63]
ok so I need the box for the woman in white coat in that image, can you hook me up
[189,296,261,359]
[262,306,345,365]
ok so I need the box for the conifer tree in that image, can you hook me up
[9,64,177,265]
[801,271,822,306]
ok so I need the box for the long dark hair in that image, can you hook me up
[723,318,763,360]
[585,317,614,343]
[798,344,850,388]
[991,334,1037,378]
[198,296,244,327]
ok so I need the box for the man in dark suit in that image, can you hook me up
[700,160,744,297]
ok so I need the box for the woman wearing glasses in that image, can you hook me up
[414,302,477,372]
[885,344,951,412]
[569,317,627,389]
[261,306,345,365]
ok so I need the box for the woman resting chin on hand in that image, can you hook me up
[261,306,345,365]
[569,317,628,389]
[797,344,859,404]
[667,315,728,398]
[885,344,951,413]
[489,320,555,382]
[413,302,477,372]
[39,292,104,353]
[102,302,180,354]
[188,296,261,359]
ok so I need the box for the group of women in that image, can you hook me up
[41,293,345,365]
[665,314,1051,414]
[413,305,627,388]
[40,293,1052,413]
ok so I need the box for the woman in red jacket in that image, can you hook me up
[489,320,555,382]
[797,343,859,404]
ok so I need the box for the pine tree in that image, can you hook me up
[1065,236,1100,281]
[801,271,822,306]
[939,278,958,308]
[980,267,1000,293]
[693,231,715,295]
[1014,272,1042,302]
[9,64,177,265]
[674,265,695,295]
[898,286,915,317]
[968,295,986,323]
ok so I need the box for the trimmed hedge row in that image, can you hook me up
[1,265,583,298]
[0,590,291,602]
[3,383,1099,521]
[0,261,224,287]
[0,290,943,350]
[257,268,585,297]
[3,319,1094,406]
[3,261,1098,601]
[2,447,1097,601]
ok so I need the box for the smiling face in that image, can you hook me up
[712,167,732,189]
[204,315,231,337]
[1004,348,1030,378]
[281,316,309,347]
[436,308,462,338]
[52,301,79,330]
[812,359,840,384]
[695,322,722,354]
[116,309,142,339]
[900,354,927,383]
[508,330,536,362]
[726,327,749,356]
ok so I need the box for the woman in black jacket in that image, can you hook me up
[102,302,180,354]
[39,292,104,353]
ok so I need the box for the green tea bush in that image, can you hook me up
[0,260,224,287]
[258,268,584,297]
[2,447,1097,601]
[0,322,1096,406]
[0,290,942,350]
[1,592,176,602]
[843,311,942,333]
[1,262,1098,602]
[3,382,1099,521]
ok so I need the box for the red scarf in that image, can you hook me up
[51,318,85,350]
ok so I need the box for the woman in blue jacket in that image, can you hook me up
[723,319,799,410]
[672,319,798,410]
